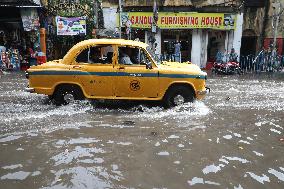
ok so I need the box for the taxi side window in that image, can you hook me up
[139,49,151,65]
[76,45,114,64]
[118,47,150,66]
[76,48,89,63]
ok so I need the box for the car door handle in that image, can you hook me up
[129,73,142,77]
[73,65,81,69]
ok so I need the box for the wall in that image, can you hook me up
[242,7,265,37]
[265,0,284,38]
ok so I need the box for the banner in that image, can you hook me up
[119,12,236,30]
[21,8,40,31]
[56,16,86,36]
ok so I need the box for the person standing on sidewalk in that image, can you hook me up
[174,41,181,62]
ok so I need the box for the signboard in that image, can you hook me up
[21,8,40,31]
[119,12,236,30]
[56,16,86,36]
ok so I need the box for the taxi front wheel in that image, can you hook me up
[53,85,84,106]
[163,86,194,108]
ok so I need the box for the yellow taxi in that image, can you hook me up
[26,39,209,107]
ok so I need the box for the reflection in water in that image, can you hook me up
[1,171,30,180]
[1,72,284,188]
[268,168,284,182]
[244,172,270,184]
[51,146,106,166]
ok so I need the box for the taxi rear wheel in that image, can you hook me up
[163,86,194,108]
[53,85,84,106]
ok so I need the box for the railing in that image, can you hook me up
[240,53,284,73]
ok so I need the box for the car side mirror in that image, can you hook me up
[146,62,153,69]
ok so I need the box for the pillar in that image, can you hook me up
[145,30,161,55]
[200,30,208,68]
[191,29,208,67]
[191,29,202,67]
[154,29,161,55]
[39,28,46,55]
[233,13,244,61]
[225,30,234,53]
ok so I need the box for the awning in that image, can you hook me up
[0,0,41,8]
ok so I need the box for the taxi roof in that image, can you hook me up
[75,38,149,48]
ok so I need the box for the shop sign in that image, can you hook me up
[21,8,40,31]
[56,16,86,36]
[119,12,236,30]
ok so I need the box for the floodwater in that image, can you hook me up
[0,71,284,189]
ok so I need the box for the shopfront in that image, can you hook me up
[0,3,41,70]
[120,12,243,68]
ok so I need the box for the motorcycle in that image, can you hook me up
[212,61,242,75]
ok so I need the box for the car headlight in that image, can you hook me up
[25,71,29,79]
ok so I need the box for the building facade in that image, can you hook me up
[102,0,244,68]
[242,0,284,55]
[0,0,42,70]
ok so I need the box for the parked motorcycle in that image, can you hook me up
[212,61,243,75]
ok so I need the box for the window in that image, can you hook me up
[76,45,113,64]
[118,46,151,66]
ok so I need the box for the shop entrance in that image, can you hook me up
[161,30,192,62]
[241,29,257,56]
[241,36,257,56]
[207,30,226,62]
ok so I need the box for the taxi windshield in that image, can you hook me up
[146,46,161,65]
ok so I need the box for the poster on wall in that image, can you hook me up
[21,8,40,31]
[56,16,86,36]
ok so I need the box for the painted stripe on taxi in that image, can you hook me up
[29,71,206,79]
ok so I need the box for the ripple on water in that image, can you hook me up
[127,101,210,120]
[202,164,223,174]
[268,168,284,182]
[157,151,170,156]
[1,171,30,180]
[43,167,113,189]
[2,164,23,170]
[0,135,22,143]
[187,177,221,186]
[55,137,100,146]
[245,172,270,184]
[51,146,106,166]
[1,103,93,122]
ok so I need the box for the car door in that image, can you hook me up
[114,46,159,98]
[73,45,115,98]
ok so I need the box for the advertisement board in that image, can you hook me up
[56,16,86,35]
[21,8,40,31]
[120,12,236,30]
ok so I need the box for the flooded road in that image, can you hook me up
[0,72,284,189]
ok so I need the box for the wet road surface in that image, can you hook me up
[0,71,284,189]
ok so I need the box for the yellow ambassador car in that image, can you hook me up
[26,39,209,107]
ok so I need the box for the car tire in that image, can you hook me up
[53,86,84,106]
[163,86,194,108]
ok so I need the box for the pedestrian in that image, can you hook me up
[0,40,6,53]
[258,47,266,71]
[267,45,273,72]
[215,50,224,63]
[174,41,181,62]
[229,48,238,62]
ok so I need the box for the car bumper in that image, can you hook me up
[196,87,210,100]
[197,87,210,95]
[25,87,35,93]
